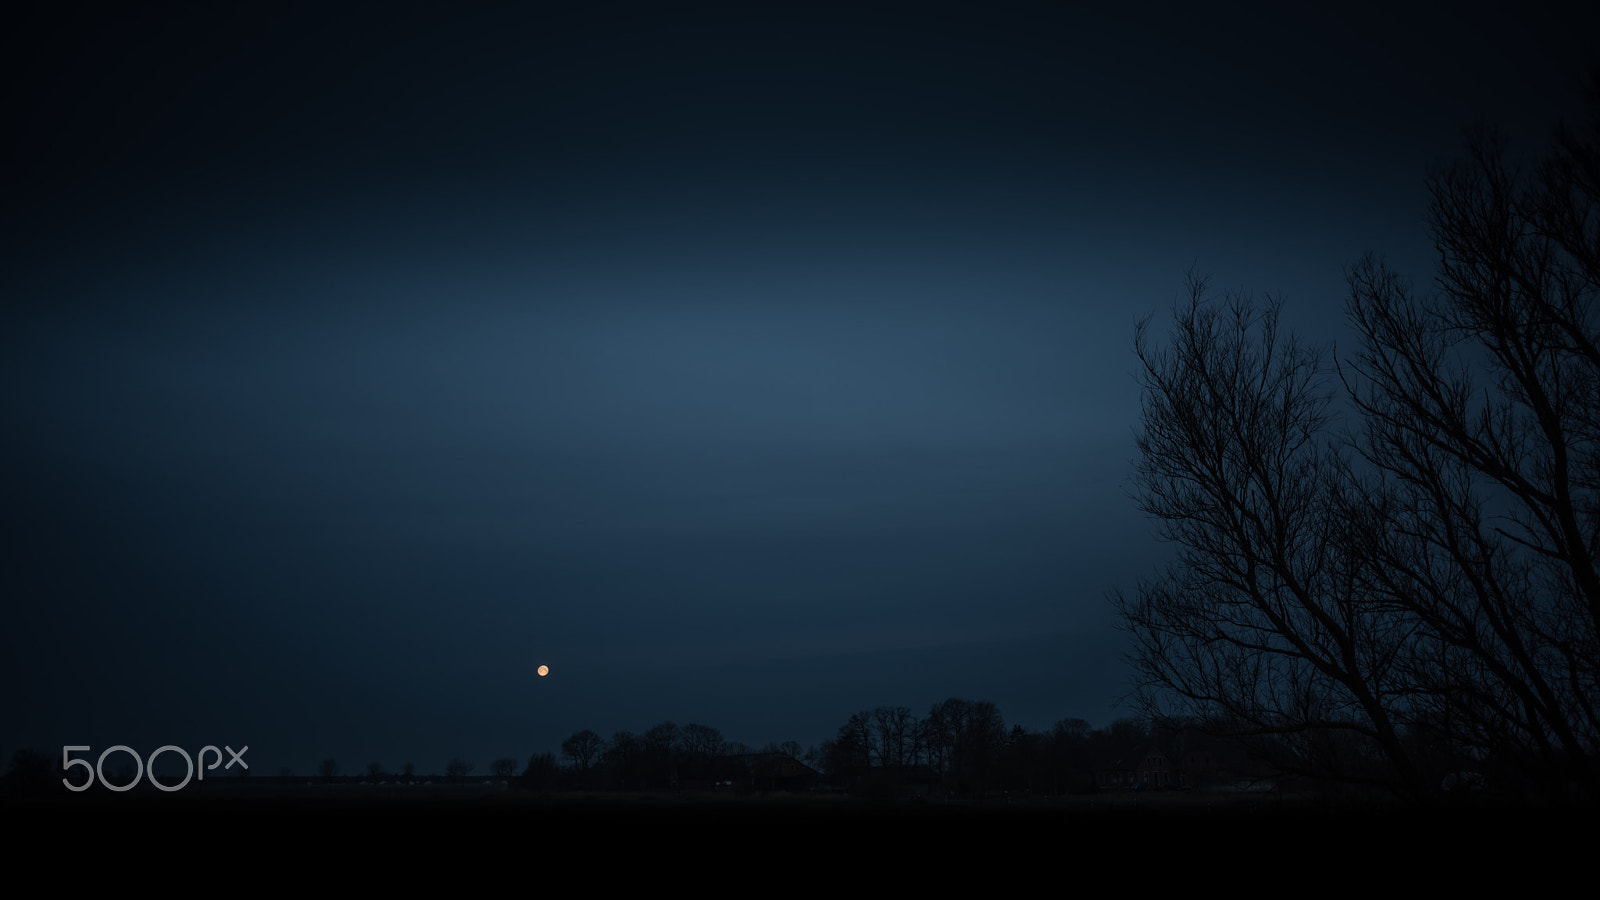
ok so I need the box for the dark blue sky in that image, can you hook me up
[5,1,1598,776]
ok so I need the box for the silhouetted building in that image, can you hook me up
[1096,745,1217,790]
[726,753,820,792]
[1138,746,1174,788]
[832,763,938,798]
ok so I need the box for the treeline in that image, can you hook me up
[1,707,1264,802]
[525,720,785,792]
[531,700,1254,799]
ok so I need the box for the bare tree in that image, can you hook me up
[602,732,641,790]
[317,758,340,782]
[1117,77,1600,804]
[1340,99,1600,800]
[5,748,59,799]
[681,723,725,763]
[955,699,1007,798]
[489,758,519,781]
[833,711,873,773]
[871,706,916,768]
[445,758,475,782]
[561,730,603,782]
[921,699,963,779]
[522,752,558,790]
[639,721,679,788]
[1113,278,1430,801]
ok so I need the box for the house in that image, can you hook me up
[1137,746,1176,788]
[712,753,822,792]
[831,763,938,798]
[1095,760,1138,790]
[1096,745,1218,790]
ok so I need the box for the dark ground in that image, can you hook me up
[9,785,1585,888]
[10,780,1583,828]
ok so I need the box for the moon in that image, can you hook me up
[537,664,549,677]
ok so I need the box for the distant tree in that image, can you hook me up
[806,739,829,772]
[1045,718,1096,794]
[639,721,679,788]
[317,758,340,782]
[871,706,916,768]
[828,711,873,775]
[602,731,642,790]
[561,730,603,777]
[803,743,827,771]
[1054,717,1092,741]
[640,721,679,753]
[922,699,964,779]
[759,739,807,761]
[402,762,415,779]
[366,761,382,781]
[955,700,1007,798]
[489,758,519,781]
[1105,718,1149,764]
[1000,725,1047,793]
[681,723,724,764]
[445,758,475,782]
[922,697,1005,792]
[103,757,137,789]
[521,752,558,790]
[5,748,59,799]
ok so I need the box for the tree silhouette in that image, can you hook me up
[602,732,642,790]
[681,723,724,763]
[921,699,962,781]
[561,730,603,786]
[954,699,1007,798]
[1340,109,1600,801]
[4,748,59,799]
[828,711,872,775]
[1115,77,1600,804]
[1113,277,1429,800]
[871,706,916,768]
[521,752,558,790]
[639,721,679,789]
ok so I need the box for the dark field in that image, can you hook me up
[10,784,1584,886]
[9,782,1575,830]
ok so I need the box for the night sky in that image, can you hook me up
[5,1,1598,778]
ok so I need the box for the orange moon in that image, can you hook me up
[537,665,549,677]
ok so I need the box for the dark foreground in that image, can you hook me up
[8,785,1589,886]
[9,781,1587,830]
